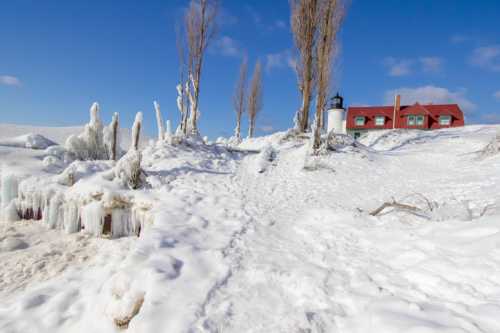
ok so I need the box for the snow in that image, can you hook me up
[0,133,56,150]
[0,123,150,149]
[1,124,500,332]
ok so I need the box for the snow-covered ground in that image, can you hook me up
[1,125,500,332]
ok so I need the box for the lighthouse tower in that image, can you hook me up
[327,92,345,134]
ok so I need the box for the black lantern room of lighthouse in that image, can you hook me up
[330,92,344,109]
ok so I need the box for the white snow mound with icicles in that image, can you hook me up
[1,125,500,332]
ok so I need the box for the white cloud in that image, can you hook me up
[265,50,296,72]
[384,57,444,76]
[419,57,443,73]
[383,57,413,76]
[212,36,240,57]
[0,75,21,87]
[450,34,469,44]
[469,45,500,72]
[384,85,477,113]
[494,90,500,101]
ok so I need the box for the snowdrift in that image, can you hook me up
[0,133,57,150]
[1,125,500,332]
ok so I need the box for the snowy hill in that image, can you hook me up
[1,125,500,332]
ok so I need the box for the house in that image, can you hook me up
[346,95,465,139]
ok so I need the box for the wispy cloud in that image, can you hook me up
[274,20,287,29]
[383,57,444,76]
[265,50,296,72]
[450,34,470,44]
[0,75,21,87]
[419,57,443,73]
[469,45,500,72]
[383,57,413,76]
[494,90,500,101]
[245,5,287,32]
[384,85,476,113]
[218,8,238,26]
[210,36,240,57]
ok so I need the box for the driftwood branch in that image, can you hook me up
[369,199,421,216]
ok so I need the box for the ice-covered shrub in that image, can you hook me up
[55,160,113,186]
[65,102,108,160]
[103,112,121,161]
[115,150,144,190]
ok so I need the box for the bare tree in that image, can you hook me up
[184,0,219,134]
[312,0,345,151]
[233,55,248,140]
[290,0,319,133]
[175,23,189,135]
[247,60,263,138]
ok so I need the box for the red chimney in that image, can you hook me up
[393,94,401,129]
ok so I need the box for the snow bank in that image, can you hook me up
[0,133,56,150]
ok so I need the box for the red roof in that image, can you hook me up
[346,103,464,130]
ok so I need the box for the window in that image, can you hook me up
[416,115,424,126]
[407,115,424,126]
[355,116,365,126]
[375,116,385,126]
[407,115,416,126]
[439,115,451,126]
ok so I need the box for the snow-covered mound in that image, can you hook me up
[0,123,150,148]
[1,125,500,332]
[0,133,56,150]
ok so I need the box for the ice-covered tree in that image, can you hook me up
[182,0,219,134]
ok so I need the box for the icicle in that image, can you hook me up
[1,171,18,209]
[63,201,80,233]
[81,201,105,236]
[166,120,172,137]
[111,208,132,238]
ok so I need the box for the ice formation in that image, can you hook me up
[103,112,121,161]
[65,102,108,160]
[131,112,143,151]
[1,171,18,209]
[154,101,165,141]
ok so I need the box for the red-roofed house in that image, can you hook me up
[346,95,465,139]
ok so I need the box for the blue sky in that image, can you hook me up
[1,0,499,138]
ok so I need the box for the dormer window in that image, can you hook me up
[439,115,451,126]
[375,116,385,126]
[355,116,365,126]
[407,115,424,126]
